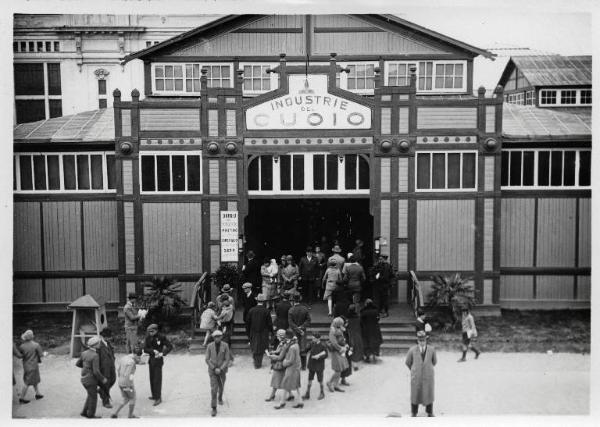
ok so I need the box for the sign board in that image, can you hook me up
[220,211,238,262]
[246,74,371,130]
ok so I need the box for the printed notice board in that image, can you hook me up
[220,211,238,262]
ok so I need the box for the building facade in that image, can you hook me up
[12,14,591,312]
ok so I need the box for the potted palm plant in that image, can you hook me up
[426,273,477,330]
[141,276,186,329]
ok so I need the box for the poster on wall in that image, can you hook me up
[220,211,239,262]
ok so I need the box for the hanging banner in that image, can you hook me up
[220,211,238,262]
[246,74,371,130]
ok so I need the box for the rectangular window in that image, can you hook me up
[140,152,203,193]
[386,60,467,92]
[507,92,525,105]
[153,63,233,94]
[242,64,278,94]
[14,152,116,192]
[539,88,591,106]
[580,89,592,104]
[337,62,377,94]
[387,63,415,86]
[14,63,62,123]
[98,79,107,95]
[501,149,591,188]
[540,90,557,105]
[561,90,577,105]
[14,40,59,52]
[99,98,107,109]
[415,151,478,191]
[525,90,535,105]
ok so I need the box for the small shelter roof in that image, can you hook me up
[68,294,106,309]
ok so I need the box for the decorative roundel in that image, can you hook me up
[207,142,219,154]
[119,141,133,155]
[380,140,392,153]
[398,140,410,152]
[444,137,449,142]
[433,137,439,142]
[225,142,237,154]
[485,138,498,151]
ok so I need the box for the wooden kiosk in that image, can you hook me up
[68,295,108,357]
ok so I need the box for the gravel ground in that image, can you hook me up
[12,350,589,418]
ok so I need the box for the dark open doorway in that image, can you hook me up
[244,198,373,267]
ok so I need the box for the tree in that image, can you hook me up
[141,276,186,327]
[426,273,476,330]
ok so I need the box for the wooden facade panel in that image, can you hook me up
[142,203,203,274]
[208,110,218,137]
[483,198,494,271]
[500,198,535,267]
[537,198,576,267]
[485,105,496,133]
[45,278,83,302]
[313,14,373,27]
[577,276,591,301]
[381,108,391,135]
[174,32,306,56]
[122,160,133,195]
[398,157,408,192]
[380,200,391,256]
[416,199,475,271]
[244,15,305,28]
[226,160,237,195]
[13,279,43,304]
[227,201,238,212]
[380,158,391,193]
[500,275,533,300]
[397,279,407,303]
[43,202,82,271]
[209,202,220,240]
[121,109,131,137]
[139,109,200,131]
[398,107,409,134]
[226,110,237,137]
[416,107,477,129]
[536,275,574,300]
[484,156,495,192]
[209,160,220,194]
[483,279,493,305]
[312,32,444,55]
[123,202,135,274]
[398,199,408,238]
[14,202,42,271]
[210,245,220,273]
[397,243,408,270]
[578,198,591,267]
[85,277,119,303]
[83,201,119,270]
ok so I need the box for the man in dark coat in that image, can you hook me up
[143,324,173,406]
[242,250,262,296]
[360,299,383,362]
[246,294,273,368]
[97,328,117,408]
[240,282,257,339]
[76,336,107,418]
[288,292,311,370]
[299,246,321,304]
[372,254,394,317]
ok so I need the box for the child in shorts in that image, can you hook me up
[302,332,328,401]
[111,347,142,418]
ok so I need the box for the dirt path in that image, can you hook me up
[12,351,589,418]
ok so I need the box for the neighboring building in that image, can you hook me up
[13,14,218,123]
[12,14,590,312]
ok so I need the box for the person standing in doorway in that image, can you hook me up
[123,293,141,354]
[328,245,345,272]
[299,246,320,305]
[319,236,331,258]
[342,254,366,305]
[314,245,327,299]
[242,250,262,296]
[371,254,394,317]
[405,331,437,417]
[274,291,292,345]
[97,328,116,408]
[281,255,300,295]
[240,282,257,340]
[458,307,481,361]
[111,347,143,419]
[322,259,342,317]
[143,324,173,406]
[288,292,311,370]
[205,330,230,417]
[246,294,273,369]
[18,329,44,404]
[352,239,365,265]
[76,336,107,418]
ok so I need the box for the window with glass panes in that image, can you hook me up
[14,152,116,192]
[416,151,477,191]
[387,63,415,86]
[501,149,591,188]
[525,90,535,105]
[152,63,232,93]
[540,89,557,105]
[14,62,62,123]
[561,90,577,104]
[346,64,375,91]
[580,89,592,104]
[242,64,273,93]
[140,153,202,193]
[434,63,464,89]
[386,61,466,92]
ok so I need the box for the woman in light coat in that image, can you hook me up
[322,259,342,317]
[276,330,303,409]
[405,331,437,417]
[266,330,290,402]
[18,329,44,403]
[326,317,349,392]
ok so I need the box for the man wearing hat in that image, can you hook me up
[299,246,320,304]
[371,254,394,317]
[328,245,345,272]
[240,282,257,339]
[205,329,230,417]
[97,328,117,408]
[405,331,437,417]
[143,324,173,406]
[76,336,108,418]
[288,291,311,370]
[123,293,141,354]
[217,284,235,312]
[242,250,262,296]
[246,293,273,368]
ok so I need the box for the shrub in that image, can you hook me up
[426,273,476,330]
[141,276,186,327]
[214,263,241,292]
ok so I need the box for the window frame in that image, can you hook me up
[239,62,279,96]
[139,151,203,194]
[384,60,468,93]
[14,151,116,193]
[13,40,60,53]
[14,62,62,123]
[500,148,591,189]
[338,62,378,95]
[247,152,370,195]
[414,150,478,192]
[538,88,592,107]
[151,62,233,95]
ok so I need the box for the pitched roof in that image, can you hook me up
[499,55,592,87]
[68,294,106,309]
[14,108,115,143]
[123,14,495,63]
[502,103,591,139]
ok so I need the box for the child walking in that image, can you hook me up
[302,332,328,400]
[458,307,481,362]
[111,347,143,418]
